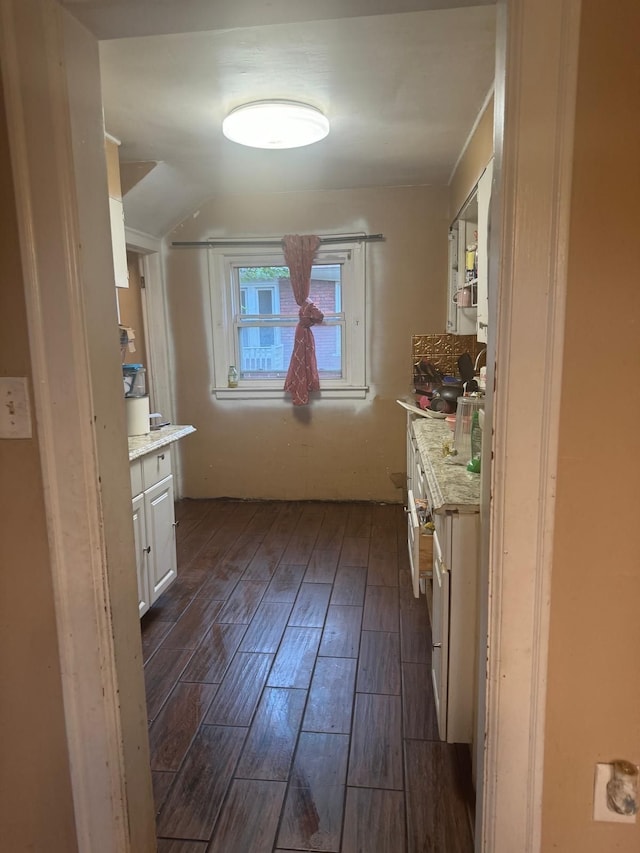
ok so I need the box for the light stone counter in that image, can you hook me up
[128,424,196,461]
[412,418,480,513]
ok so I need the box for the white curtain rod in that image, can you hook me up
[171,234,384,248]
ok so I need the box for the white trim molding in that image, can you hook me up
[207,240,367,399]
[0,1,153,850]
[479,1,582,851]
[125,225,162,254]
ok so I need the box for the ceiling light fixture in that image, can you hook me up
[222,100,330,149]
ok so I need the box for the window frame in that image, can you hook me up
[208,239,368,400]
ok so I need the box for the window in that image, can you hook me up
[208,240,367,399]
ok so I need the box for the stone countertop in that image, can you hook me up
[412,418,480,514]
[128,424,196,461]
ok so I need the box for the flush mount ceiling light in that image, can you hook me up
[222,100,330,149]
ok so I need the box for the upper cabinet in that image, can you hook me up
[447,93,494,341]
[105,134,129,289]
[447,157,493,343]
[447,194,478,336]
[475,158,493,343]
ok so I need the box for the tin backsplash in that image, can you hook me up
[411,334,484,383]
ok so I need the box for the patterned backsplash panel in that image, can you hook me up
[411,334,485,382]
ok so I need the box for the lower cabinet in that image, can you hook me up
[431,510,479,744]
[406,420,430,598]
[405,413,480,744]
[131,493,151,617]
[130,450,178,618]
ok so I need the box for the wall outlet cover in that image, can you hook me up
[593,763,637,823]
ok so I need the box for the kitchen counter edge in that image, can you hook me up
[128,424,196,461]
[412,417,480,513]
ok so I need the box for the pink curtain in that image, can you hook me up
[283,234,324,406]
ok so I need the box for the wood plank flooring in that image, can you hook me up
[142,499,474,853]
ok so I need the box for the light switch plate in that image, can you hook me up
[593,763,637,823]
[0,377,32,439]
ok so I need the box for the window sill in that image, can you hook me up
[212,385,369,401]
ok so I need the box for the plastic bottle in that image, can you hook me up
[467,410,482,472]
[227,365,238,388]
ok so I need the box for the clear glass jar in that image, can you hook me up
[123,363,146,397]
[227,365,238,388]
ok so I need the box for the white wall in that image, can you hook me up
[165,184,449,501]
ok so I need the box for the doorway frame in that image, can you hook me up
[0,0,582,850]
[125,226,175,427]
[477,2,581,851]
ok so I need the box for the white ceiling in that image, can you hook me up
[62,1,496,237]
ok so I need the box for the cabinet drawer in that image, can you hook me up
[433,512,452,567]
[142,447,172,489]
[130,460,143,497]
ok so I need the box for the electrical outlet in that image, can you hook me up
[0,377,32,439]
[593,763,637,823]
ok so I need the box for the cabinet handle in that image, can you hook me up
[432,642,442,648]
[158,453,165,461]
[144,545,151,554]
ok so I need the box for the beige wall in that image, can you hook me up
[541,1,640,849]
[0,72,78,853]
[165,185,449,501]
[449,95,494,221]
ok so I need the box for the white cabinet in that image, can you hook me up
[476,158,493,343]
[144,474,177,601]
[431,509,479,743]
[447,157,493,341]
[132,493,151,616]
[447,214,478,336]
[109,196,129,289]
[431,518,450,735]
[405,416,432,599]
[404,415,480,743]
[130,448,177,617]
[105,134,129,290]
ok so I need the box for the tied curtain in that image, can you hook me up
[283,234,324,406]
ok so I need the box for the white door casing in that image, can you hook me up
[0,1,155,850]
[477,1,581,851]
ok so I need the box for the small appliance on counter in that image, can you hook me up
[123,363,146,397]
[125,395,150,436]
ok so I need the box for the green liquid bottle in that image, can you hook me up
[467,410,482,473]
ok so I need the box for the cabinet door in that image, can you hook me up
[407,489,421,599]
[406,414,415,495]
[431,533,450,741]
[109,196,129,288]
[132,493,150,617]
[446,226,459,333]
[476,158,493,342]
[448,219,477,336]
[144,474,177,602]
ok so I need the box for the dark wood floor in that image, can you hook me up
[142,499,474,853]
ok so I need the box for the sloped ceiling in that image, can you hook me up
[62,1,496,237]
